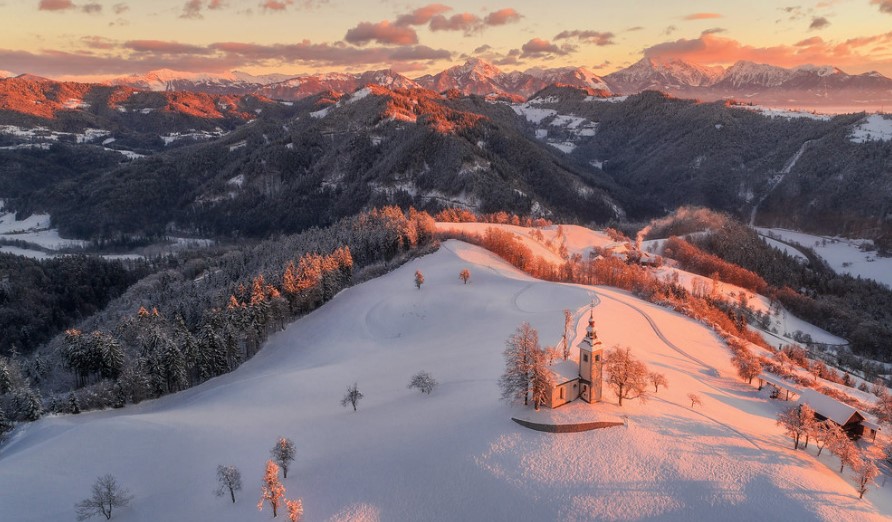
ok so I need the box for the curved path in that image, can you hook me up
[511,417,624,433]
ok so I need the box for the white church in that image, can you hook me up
[543,310,605,409]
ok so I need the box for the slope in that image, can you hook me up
[0,240,887,521]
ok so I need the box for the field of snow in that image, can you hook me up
[850,114,892,143]
[2,240,889,521]
[0,203,86,250]
[756,227,892,288]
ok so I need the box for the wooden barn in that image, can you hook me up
[798,388,880,441]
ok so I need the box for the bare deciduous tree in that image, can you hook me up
[271,437,296,479]
[414,270,424,290]
[459,269,470,285]
[604,346,649,406]
[648,371,668,393]
[258,460,286,518]
[499,322,541,407]
[286,498,304,522]
[853,454,880,499]
[75,474,133,521]
[732,350,762,384]
[688,393,702,408]
[562,309,572,360]
[341,382,364,412]
[408,371,438,395]
[215,465,242,503]
[776,404,814,450]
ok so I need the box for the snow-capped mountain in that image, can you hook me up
[415,59,612,99]
[109,69,295,94]
[604,58,725,93]
[256,69,420,101]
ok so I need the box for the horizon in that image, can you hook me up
[2,1,892,81]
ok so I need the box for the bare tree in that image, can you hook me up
[341,382,364,412]
[75,474,133,521]
[562,309,572,360]
[813,420,843,457]
[258,460,286,518]
[414,270,424,290]
[688,393,702,408]
[215,465,242,503]
[732,350,762,384]
[829,431,860,473]
[776,404,814,450]
[530,346,554,411]
[604,346,649,406]
[271,437,296,479]
[853,454,880,499]
[648,371,668,393]
[286,498,304,522]
[499,323,539,406]
[459,269,471,285]
[407,371,438,395]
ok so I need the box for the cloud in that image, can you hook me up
[626,26,644,32]
[809,16,830,30]
[473,44,492,54]
[261,0,292,10]
[642,30,892,71]
[484,8,522,26]
[112,3,129,14]
[701,27,726,35]
[38,0,74,10]
[181,0,227,19]
[81,36,116,50]
[683,12,722,20]
[345,21,419,46]
[429,13,481,33]
[664,25,677,36]
[872,0,892,14]
[395,3,451,26]
[81,2,101,13]
[553,30,615,46]
[125,40,213,55]
[520,38,574,58]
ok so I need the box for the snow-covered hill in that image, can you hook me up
[2,239,889,521]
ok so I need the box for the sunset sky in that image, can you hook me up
[2,0,892,80]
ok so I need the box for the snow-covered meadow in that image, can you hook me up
[1,240,889,521]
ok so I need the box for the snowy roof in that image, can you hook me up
[550,359,579,384]
[758,372,801,395]
[798,388,865,426]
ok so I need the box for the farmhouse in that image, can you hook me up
[543,310,605,409]
[797,388,881,441]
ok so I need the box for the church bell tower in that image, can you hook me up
[578,305,603,403]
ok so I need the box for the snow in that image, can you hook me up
[102,137,116,145]
[310,106,332,119]
[227,174,245,187]
[228,140,247,152]
[548,141,576,153]
[850,114,892,143]
[2,239,889,521]
[759,235,809,263]
[734,105,832,121]
[756,227,892,288]
[585,95,627,103]
[348,87,371,103]
[0,245,53,260]
[511,104,556,124]
[0,203,86,250]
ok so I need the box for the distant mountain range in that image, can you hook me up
[92,57,892,109]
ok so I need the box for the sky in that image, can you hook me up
[1,0,892,80]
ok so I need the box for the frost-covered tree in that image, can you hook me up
[414,270,424,290]
[562,309,572,360]
[285,498,304,522]
[499,322,540,406]
[688,393,702,408]
[776,405,814,450]
[68,391,81,414]
[604,346,649,406]
[829,431,860,473]
[215,465,242,504]
[75,474,133,521]
[732,350,762,384]
[341,382,364,412]
[529,346,554,411]
[258,460,286,518]
[407,371,438,395]
[0,359,10,394]
[648,371,668,393]
[271,437,296,479]
[459,268,471,285]
[853,454,880,499]
[812,419,843,457]
[0,405,12,439]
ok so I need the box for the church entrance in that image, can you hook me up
[581,383,589,402]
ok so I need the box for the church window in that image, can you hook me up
[582,354,589,362]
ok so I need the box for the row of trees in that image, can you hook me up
[776,405,881,499]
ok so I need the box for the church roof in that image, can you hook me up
[549,359,579,384]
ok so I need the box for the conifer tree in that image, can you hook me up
[68,391,80,414]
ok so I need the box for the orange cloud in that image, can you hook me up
[38,0,75,10]
[484,8,523,26]
[395,4,451,26]
[344,21,419,46]
[643,31,892,72]
[683,13,722,21]
[872,0,892,14]
[521,38,574,57]
[554,30,615,46]
[429,13,481,33]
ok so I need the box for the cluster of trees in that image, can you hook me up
[776,405,881,499]
[0,207,438,429]
[0,253,150,357]
[685,218,892,360]
[663,236,768,294]
[434,208,552,228]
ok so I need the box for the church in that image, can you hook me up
[542,309,604,409]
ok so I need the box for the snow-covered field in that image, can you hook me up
[0,202,86,252]
[850,114,892,143]
[2,240,889,521]
[756,227,892,288]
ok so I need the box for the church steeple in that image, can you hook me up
[578,302,604,403]
[581,304,601,349]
